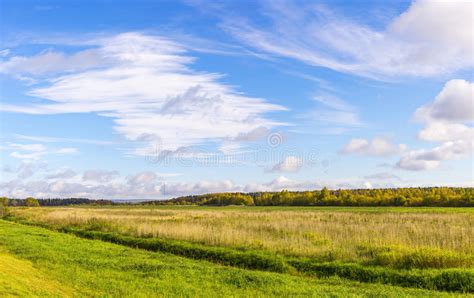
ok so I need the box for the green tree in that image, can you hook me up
[319,187,332,205]
[25,197,40,207]
[0,197,9,217]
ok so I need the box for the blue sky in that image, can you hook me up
[0,0,472,199]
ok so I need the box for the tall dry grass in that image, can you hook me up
[11,207,474,267]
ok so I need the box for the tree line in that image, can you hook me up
[145,187,474,207]
[1,187,473,208]
[1,197,114,207]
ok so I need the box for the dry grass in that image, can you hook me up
[11,207,474,266]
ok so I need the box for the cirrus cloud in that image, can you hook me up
[221,0,473,79]
[1,32,286,157]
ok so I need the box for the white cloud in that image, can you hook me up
[55,147,78,154]
[162,179,237,197]
[0,173,358,199]
[396,155,440,171]
[18,162,43,179]
[0,49,106,76]
[364,172,401,181]
[9,143,46,152]
[397,140,473,171]
[83,170,120,183]
[5,143,78,160]
[46,169,77,180]
[222,0,473,79]
[0,49,10,57]
[234,126,270,142]
[127,171,158,185]
[3,161,48,179]
[3,165,470,199]
[8,143,47,160]
[218,142,244,154]
[389,0,472,61]
[340,137,404,156]
[9,151,44,160]
[1,33,285,157]
[398,80,474,171]
[415,79,474,122]
[418,122,474,143]
[300,94,363,130]
[270,156,303,173]
[14,134,117,145]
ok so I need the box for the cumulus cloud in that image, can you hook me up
[162,179,237,197]
[270,156,303,173]
[1,172,391,200]
[221,0,473,79]
[17,162,44,179]
[3,161,48,179]
[1,33,286,156]
[415,79,474,122]
[397,79,474,171]
[397,140,473,171]
[418,122,474,143]
[340,137,405,156]
[127,171,158,185]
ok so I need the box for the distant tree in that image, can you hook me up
[0,197,9,217]
[25,197,40,207]
[0,197,8,206]
[318,187,332,205]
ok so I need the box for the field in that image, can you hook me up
[2,206,474,296]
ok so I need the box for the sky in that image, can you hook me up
[0,0,473,200]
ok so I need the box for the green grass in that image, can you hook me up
[4,216,474,293]
[9,206,473,270]
[0,250,73,296]
[0,220,468,297]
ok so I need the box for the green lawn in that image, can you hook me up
[0,220,465,297]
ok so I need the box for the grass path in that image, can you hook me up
[0,220,465,297]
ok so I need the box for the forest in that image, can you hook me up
[1,197,114,207]
[146,187,474,207]
[2,187,473,207]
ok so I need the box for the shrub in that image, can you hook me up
[288,258,474,292]
[25,197,40,207]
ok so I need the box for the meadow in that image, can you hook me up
[10,206,474,267]
[1,220,466,297]
[3,206,473,295]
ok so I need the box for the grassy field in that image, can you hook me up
[1,219,462,297]
[10,206,474,267]
[3,206,474,295]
